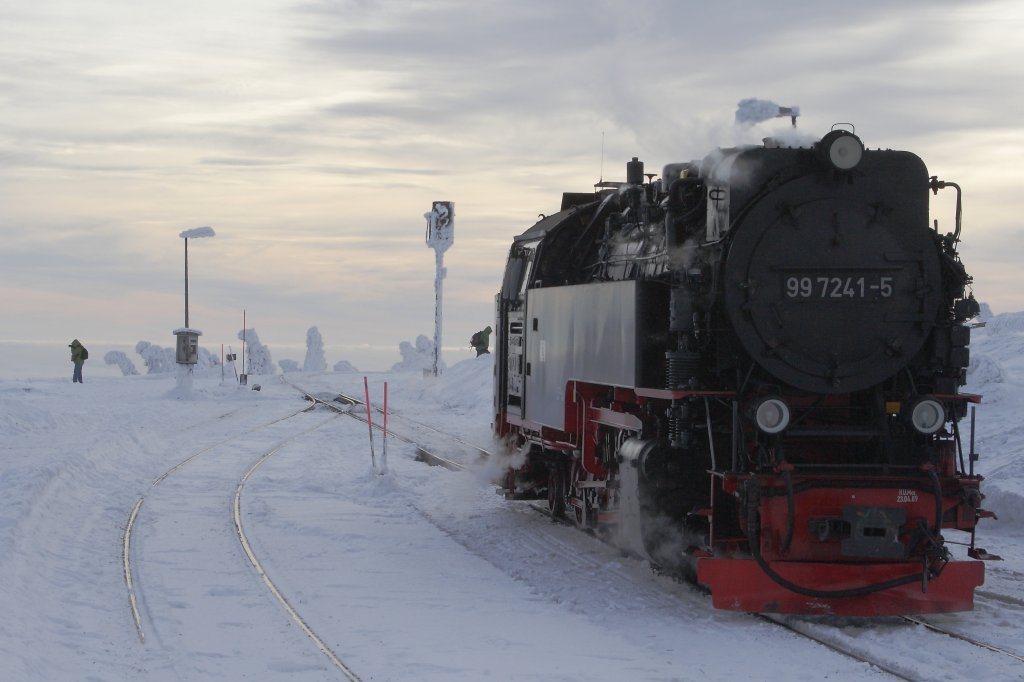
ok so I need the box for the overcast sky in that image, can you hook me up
[2,0,1022,369]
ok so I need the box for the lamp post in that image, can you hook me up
[180,226,215,329]
[175,226,215,368]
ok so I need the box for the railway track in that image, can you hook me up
[902,614,1024,663]
[526,498,1007,680]
[283,379,1024,680]
[524,465,1024,679]
[285,379,480,470]
[533,494,1024,679]
[232,416,361,681]
[122,404,314,642]
[528,498,1024,681]
[895,586,1024,666]
[762,607,1024,680]
[758,614,917,681]
[121,401,363,680]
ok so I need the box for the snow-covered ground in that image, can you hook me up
[2,313,1024,681]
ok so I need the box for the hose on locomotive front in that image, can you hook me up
[926,466,944,539]
[745,479,943,599]
[781,469,795,553]
[952,418,968,475]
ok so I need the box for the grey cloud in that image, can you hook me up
[290,0,1001,171]
[311,163,452,177]
[200,157,292,167]
[294,1,606,63]
[0,0,1020,355]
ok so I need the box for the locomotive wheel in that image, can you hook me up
[547,464,566,519]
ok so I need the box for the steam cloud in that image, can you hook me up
[735,98,799,126]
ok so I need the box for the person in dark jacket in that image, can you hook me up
[470,326,492,357]
[69,339,88,383]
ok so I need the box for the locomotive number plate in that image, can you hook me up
[784,275,894,299]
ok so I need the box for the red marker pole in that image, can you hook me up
[363,376,376,471]
[381,381,389,474]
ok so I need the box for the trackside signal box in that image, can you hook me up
[173,328,202,365]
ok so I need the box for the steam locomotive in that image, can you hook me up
[492,127,996,616]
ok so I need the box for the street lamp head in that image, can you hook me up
[180,226,216,239]
[180,226,214,330]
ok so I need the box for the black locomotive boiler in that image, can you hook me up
[492,128,995,616]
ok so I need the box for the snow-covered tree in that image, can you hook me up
[135,341,175,374]
[279,359,300,373]
[391,334,444,373]
[303,326,327,372]
[238,328,275,375]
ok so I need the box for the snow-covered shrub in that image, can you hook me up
[104,350,139,376]
[333,360,359,373]
[134,341,220,374]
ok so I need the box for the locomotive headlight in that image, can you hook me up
[909,398,946,435]
[819,130,864,171]
[753,397,791,434]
